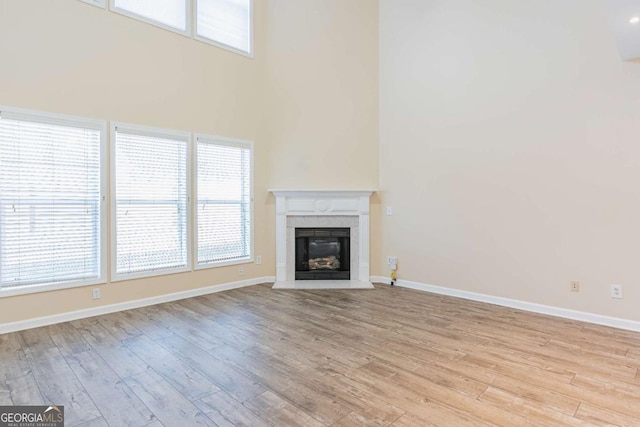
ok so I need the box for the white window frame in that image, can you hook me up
[80,0,106,8]
[109,0,191,37]
[194,134,253,269]
[110,122,192,282]
[0,106,107,298]
[193,0,254,58]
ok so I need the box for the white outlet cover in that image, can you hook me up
[611,284,624,298]
[386,207,393,216]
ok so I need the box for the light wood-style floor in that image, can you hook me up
[2,283,640,426]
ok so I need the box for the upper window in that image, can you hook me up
[195,135,252,267]
[101,0,252,56]
[110,0,189,35]
[0,108,106,294]
[196,0,253,56]
[112,123,190,279]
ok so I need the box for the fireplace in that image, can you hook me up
[269,189,375,289]
[295,228,350,280]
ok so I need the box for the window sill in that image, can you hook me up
[195,257,253,270]
[193,34,253,59]
[111,265,192,283]
[0,277,107,299]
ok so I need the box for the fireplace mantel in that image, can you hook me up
[269,189,376,285]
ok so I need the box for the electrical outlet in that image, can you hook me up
[238,268,245,276]
[256,255,262,265]
[570,281,580,292]
[92,288,101,300]
[386,207,393,216]
[611,284,623,299]
[387,256,397,266]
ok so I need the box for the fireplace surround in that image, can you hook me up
[269,189,375,289]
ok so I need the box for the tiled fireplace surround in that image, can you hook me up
[269,190,375,288]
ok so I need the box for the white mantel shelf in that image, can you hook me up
[269,189,376,197]
[269,189,377,285]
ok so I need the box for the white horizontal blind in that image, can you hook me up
[0,110,103,290]
[114,126,188,277]
[196,136,251,265]
[196,0,252,54]
[112,0,188,32]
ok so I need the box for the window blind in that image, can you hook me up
[0,110,103,290]
[114,126,188,277]
[112,0,188,32]
[196,136,251,266]
[196,0,252,54]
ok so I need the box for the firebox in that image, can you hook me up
[295,228,350,280]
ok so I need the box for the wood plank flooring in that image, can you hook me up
[2,283,640,426]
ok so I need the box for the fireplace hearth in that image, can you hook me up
[295,228,350,280]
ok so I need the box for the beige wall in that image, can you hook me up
[262,0,379,190]
[379,0,640,321]
[261,0,381,274]
[0,0,381,325]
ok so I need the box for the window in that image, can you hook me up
[100,0,253,57]
[195,135,252,267]
[0,108,106,295]
[110,0,189,35]
[196,0,253,56]
[112,124,190,279]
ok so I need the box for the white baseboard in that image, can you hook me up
[373,276,640,333]
[6,275,638,334]
[0,276,276,334]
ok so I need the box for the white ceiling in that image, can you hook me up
[604,0,640,60]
